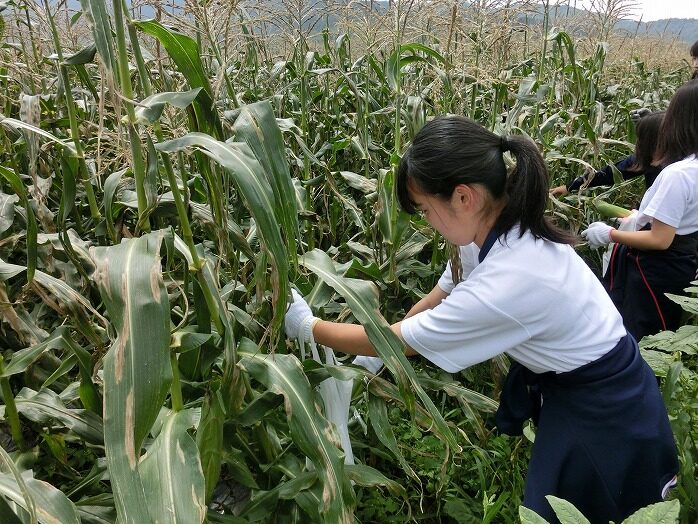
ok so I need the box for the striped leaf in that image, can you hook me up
[91,231,173,524]
[78,0,116,72]
[156,134,289,334]
[140,410,206,524]
[134,20,222,138]
[238,339,354,523]
[232,101,299,273]
[300,249,459,450]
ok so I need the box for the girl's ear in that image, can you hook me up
[452,184,477,210]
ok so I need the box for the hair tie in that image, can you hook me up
[500,135,509,153]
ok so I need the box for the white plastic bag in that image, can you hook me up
[602,211,638,276]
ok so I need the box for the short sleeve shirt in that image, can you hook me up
[400,229,626,374]
[637,155,698,235]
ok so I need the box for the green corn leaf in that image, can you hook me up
[92,231,173,524]
[13,388,103,445]
[134,20,222,138]
[63,42,97,65]
[156,133,289,334]
[232,101,299,276]
[79,0,116,72]
[0,472,80,524]
[367,395,420,484]
[300,249,459,450]
[134,88,202,124]
[140,410,207,524]
[0,166,37,282]
[238,339,355,523]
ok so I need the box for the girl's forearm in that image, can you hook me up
[610,220,675,250]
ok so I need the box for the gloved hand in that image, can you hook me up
[353,356,384,374]
[284,289,319,342]
[581,222,615,249]
[630,107,650,121]
[615,210,638,232]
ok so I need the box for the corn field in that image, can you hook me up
[0,0,696,522]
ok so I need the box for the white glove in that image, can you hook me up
[352,356,384,374]
[630,107,650,121]
[284,289,318,342]
[615,210,638,232]
[581,222,615,249]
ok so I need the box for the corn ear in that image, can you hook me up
[592,199,632,218]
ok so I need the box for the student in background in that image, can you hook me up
[286,115,678,523]
[582,80,698,340]
[551,111,664,197]
[691,40,698,79]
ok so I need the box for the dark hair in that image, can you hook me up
[396,116,574,244]
[691,40,698,58]
[630,111,664,172]
[654,79,698,168]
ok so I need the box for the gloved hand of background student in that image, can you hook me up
[284,289,318,343]
[581,222,615,249]
[615,210,638,232]
[630,107,651,121]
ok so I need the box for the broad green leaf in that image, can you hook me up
[0,192,17,234]
[14,388,103,445]
[622,500,679,523]
[140,410,206,524]
[300,249,459,449]
[0,118,76,153]
[134,88,202,124]
[79,0,116,72]
[232,101,299,277]
[196,391,225,502]
[238,339,354,523]
[92,231,173,524]
[134,20,222,138]
[156,134,288,333]
[0,166,37,281]
[63,42,97,65]
[0,473,81,524]
[546,496,591,524]
[0,328,70,377]
[519,505,551,524]
[344,464,406,498]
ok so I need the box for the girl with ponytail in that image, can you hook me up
[284,116,677,522]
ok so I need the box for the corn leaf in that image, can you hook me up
[134,20,222,138]
[91,230,173,524]
[156,134,288,334]
[238,339,355,523]
[13,387,103,445]
[140,410,207,524]
[232,101,299,276]
[300,249,459,450]
[0,473,80,524]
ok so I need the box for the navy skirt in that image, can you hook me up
[603,231,698,340]
[496,334,678,523]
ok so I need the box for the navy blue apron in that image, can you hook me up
[482,230,678,523]
[604,228,698,340]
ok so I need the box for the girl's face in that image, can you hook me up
[408,182,492,247]
[693,55,698,72]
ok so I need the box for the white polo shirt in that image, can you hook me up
[400,228,627,374]
[637,154,698,234]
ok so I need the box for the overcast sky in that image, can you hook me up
[572,0,697,22]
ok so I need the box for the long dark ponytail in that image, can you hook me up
[397,116,574,244]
